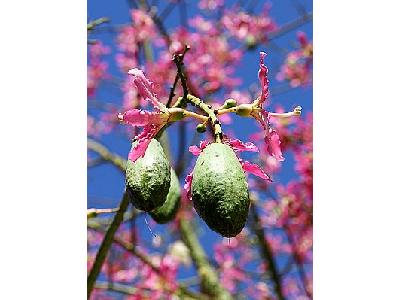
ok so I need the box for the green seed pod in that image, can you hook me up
[191,143,250,237]
[196,123,207,133]
[149,168,181,224]
[126,139,171,211]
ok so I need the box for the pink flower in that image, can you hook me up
[118,69,170,162]
[251,52,285,161]
[276,32,313,87]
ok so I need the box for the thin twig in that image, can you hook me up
[94,281,137,295]
[87,207,120,219]
[268,12,313,41]
[87,138,126,172]
[249,203,285,300]
[283,224,313,299]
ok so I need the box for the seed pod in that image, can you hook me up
[126,139,171,211]
[149,168,181,224]
[191,143,250,237]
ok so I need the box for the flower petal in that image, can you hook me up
[118,109,167,127]
[127,124,162,162]
[184,172,193,201]
[258,52,270,106]
[240,160,272,181]
[266,129,284,162]
[128,68,167,111]
[226,138,259,153]
[188,145,202,156]
[188,140,209,156]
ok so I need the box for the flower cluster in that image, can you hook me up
[221,5,277,47]
[277,31,313,87]
[87,41,109,97]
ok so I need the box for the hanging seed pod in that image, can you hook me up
[126,139,171,211]
[191,143,250,237]
[149,168,181,224]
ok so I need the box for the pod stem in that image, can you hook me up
[186,94,223,143]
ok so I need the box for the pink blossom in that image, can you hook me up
[127,68,167,112]
[277,32,313,87]
[87,42,109,97]
[221,8,276,44]
[198,0,224,10]
[251,52,285,161]
[118,69,170,162]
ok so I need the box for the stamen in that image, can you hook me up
[269,106,302,118]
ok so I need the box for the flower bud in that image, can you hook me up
[224,98,237,108]
[196,123,207,133]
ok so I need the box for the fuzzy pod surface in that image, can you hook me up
[126,139,171,211]
[191,143,250,237]
[149,168,181,224]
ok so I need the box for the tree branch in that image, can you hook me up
[87,138,126,172]
[87,192,130,298]
[88,221,204,300]
[179,218,232,300]
[249,203,285,300]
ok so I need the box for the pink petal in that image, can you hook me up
[199,140,209,150]
[184,172,193,201]
[127,124,161,162]
[297,31,308,48]
[240,160,272,181]
[188,140,209,156]
[266,129,284,162]
[188,145,202,156]
[258,52,270,106]
[119,109,166,127]
[128,68,166,111]
[227,138,259,153]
